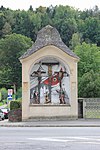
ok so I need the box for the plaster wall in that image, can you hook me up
[29,105,71,118]
[21,45,78,120]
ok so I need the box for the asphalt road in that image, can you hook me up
[0,127,100,150]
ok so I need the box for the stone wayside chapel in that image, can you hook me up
[19,25,79,121]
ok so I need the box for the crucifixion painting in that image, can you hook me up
[30,58,70,105]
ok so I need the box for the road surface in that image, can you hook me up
[0,127,100,150]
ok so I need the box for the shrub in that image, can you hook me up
[10,100,22,110]
[0,88,7,100]
[16,87,22,99]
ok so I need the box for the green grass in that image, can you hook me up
[0,99,7,106]
[0,102,3,106]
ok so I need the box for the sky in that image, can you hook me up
[0,0,100,11]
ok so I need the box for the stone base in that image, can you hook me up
[23,116,78,122]
[8,109,22,122]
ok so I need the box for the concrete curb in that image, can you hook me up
[1,119,100,127]
[1,123,100,127]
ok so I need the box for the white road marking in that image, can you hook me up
[27,136,100,145]
[28,137,74,142]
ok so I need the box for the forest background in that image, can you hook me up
[0,5,100,100]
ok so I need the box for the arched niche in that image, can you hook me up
[30,56,70,105]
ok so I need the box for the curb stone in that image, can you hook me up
[1,119,100,127]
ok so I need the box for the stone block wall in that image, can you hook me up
[8,108,22,122]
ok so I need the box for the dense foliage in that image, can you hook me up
[0,87,7,101]
[10,100,22,110]
[0,5,100,46]
[74,43,100,97]
[0,33,32,90]
[0,5,100,97]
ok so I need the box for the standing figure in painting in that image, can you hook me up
[33,91,39,104]
[56,89,66,104]
[45,88,51,104]
[60,90,66,104]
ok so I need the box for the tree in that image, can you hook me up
[74,42,100,97]
[70,32,81,49]
[0,33,32,90]
[74,42,100,76]
[2,22,12,37]
[29,5,33,12]
[52,5,78,46]
[78,8,100,46]
[0,12,6,37]
[78,70,100,97]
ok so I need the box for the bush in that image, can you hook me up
[0,88,7,101]
[16,87,22,99]
[10,100,22,110]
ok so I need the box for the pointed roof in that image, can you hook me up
[20,25,79,60]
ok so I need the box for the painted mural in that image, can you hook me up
[30,58,70,105]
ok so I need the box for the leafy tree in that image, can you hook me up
[78,70,100,97]
[74,42,100,97]
[70,32,82,49]
[0,33,32,90]
[0,4,100,46]
[29,5,33,12]
[78,8,100,46]
[75,42,100,75]
[28,11,42,41]
[36,6,47,13]
[13,10,42,41]
[0,12,6,37]
[2,22,12,37]
[83,17,100,45]
[52,5,78,46]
